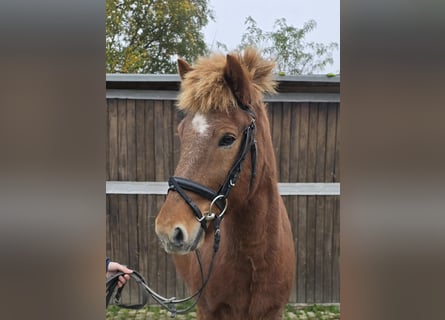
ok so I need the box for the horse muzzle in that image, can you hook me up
[155,222,205,255]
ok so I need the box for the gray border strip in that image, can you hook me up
[107,89,179,100]
[106,181,340,195]
[106,73,340,83]
[106,89,339,103]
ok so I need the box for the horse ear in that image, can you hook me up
[177,58,193,80]
[224,54,251,105]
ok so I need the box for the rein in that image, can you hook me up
[106,217,221,317]
[106,105,257,318]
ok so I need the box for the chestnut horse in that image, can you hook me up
[155,48,295,320]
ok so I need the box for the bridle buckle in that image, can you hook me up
[197,195,228,223]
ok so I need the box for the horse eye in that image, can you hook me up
[218,134,236,147]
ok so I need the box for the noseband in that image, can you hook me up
[168,105,257,230]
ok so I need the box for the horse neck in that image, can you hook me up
[248,104,279,203]
[223,108,281,244]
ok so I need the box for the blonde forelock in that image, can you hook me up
[176,49,276,114]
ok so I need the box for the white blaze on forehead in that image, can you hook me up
[191,113,209,136]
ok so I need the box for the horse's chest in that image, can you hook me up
[205,254,268,304]
[201,267,275,320]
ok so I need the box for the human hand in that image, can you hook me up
[106,262,133,288]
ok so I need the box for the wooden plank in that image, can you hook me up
[315,103,328,182]
[288,195,298,302]
[330,109,339,293]
[106,181,168,194]
[107,89,179,100]
[163,100,173,179]
[135,100,146,181]
[334,104,340,182]
[305,195,316,304]
[145,100,155,181]
[105,181,339,195]
[264,92,340,103]
[108,99,118,180]
[117,195,129,301]
[289,103,300,301]
[298,103,309,182]
[106,73,180,83]
[154,100,165,181]
[145,199,152,304]
[106,101,110,181]
[323,195,334,302]
[323,103,339,301]
[315,195,325,303]
[106,73,339,84]
[127,99,136,181]
[289,102,300,183]
[106,195,111,254]
[147,195,160,302]
[296,103,309,303]
[271,102,282,175]
[170,102,176,176]
[305,103,319,303]
[278,183,340,195]
[332,196,340,302]
[280,102,291,181]
[117,99,128,180]
[106,89,340,103]
[127,194,138,302]
[296,196,307,303]
[325,103,338,182]
[315,103,327,302]
[282,195,297,303]
[155,195,167,296]
[137,195,149,297]
[173,109,181,170]
[108,194,120,262]
[307,103,318,182]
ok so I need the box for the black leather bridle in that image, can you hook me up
[106,103,258,318]
[168,105,257,230]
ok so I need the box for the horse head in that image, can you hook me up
[155,48,276,255]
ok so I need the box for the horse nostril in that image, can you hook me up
[172,227,185,246]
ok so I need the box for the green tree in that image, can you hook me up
[239,17,338,75]
[106,0,213,73]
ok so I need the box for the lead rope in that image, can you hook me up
[106,216,222,318]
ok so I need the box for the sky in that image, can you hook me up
[202,0,340,74]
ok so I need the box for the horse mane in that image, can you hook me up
[177,47,277,114]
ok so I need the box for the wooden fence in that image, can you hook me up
[106,74,340,305]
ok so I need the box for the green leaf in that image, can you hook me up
[106,0,214,73]
[238,17,338,75]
